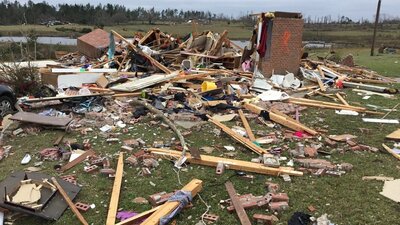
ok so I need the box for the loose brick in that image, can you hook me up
[75,202,90,212]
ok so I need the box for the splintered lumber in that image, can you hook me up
[207,115,268,155]
[386,129,400,140]
[111,30,172,74]
[225,182,252,225]
[171,71,219,82]
[238,110,256,141]
[347,78,392,84]
[106,152,124,225]
[23,93,113,103]
[141,179,203,225]
[60,149,95,173]
[288,97,366,112]
[51,177,88,225]
[335,93,349,106]
[148,148,303,176]
[116,206,161,225]
[382,144,400,161]
[316,77,326,92]
[243,103,318,136]
[210,30,228,56]
[112,92,142,98]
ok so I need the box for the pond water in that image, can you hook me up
[0,36,332,49]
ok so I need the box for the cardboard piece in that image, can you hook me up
[386,129,400,140]
[380,179,400,203]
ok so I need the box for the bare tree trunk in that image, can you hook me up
[130,99,188,154]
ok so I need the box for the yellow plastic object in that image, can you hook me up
[201,81,217,92]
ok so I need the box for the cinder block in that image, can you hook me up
[268,201,289,212]
[75,202,90,212]
[148,191,175,206]
[253,214,278,225]
[84,165,98,173]
[216,162,225,175]
[203,214,219,222]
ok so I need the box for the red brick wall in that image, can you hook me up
[77,39,103,58]
[260,18,304,77]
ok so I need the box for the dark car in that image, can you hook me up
[0,85,17,118]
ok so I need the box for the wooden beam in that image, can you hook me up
[24,93,113,103]
[60,149,95,173]
[106,152,124,225]
[288,97,366,111]
[225,182,251,225]
[116,206,161,225]
[111,30,172,74]
[316,76,326,92]
[317,65,325,78]
[238,110,255,141]
[112,92,142,98]
[141,179,203,225]
[243,103,318,136]
[207,115,269,155]
[335,93,349,106]
[51,177,89,225]
[382,144,400,161]
[347,78,391,84]
[148,148,303,176]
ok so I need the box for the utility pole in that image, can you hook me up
[371,0,382,56]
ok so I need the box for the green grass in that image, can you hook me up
[1,49,400,225]
[307,48,400,77]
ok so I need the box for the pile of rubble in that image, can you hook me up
[0,12,399,225]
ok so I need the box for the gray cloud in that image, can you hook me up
[18,0,399,21]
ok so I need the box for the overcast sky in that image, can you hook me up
[18,0,399,21]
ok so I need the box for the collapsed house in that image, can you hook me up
[0,11,398,225]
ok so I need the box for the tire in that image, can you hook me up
[0,96,14,118]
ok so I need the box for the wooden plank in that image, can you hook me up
[243,103,318,136]
[110,73,178,92]
[288,97,366,111]
[111,30,172,74]
[116,206,161,225]
[347,78,391,84]
[317,65,325,78]
[148,148,303,176]
[335,93,349,106]
[207,115,269,155]
[10,112,72,127]
[60,149,95,173]
[225,181,251,225]
[141,179,203,225]
[382,144,400,161]
[106,152,124,225]
[112,92,142,98]
[316,76,326,92]
[238,110,256,141]
[51,177,89,225]
[180,51,220,59]
[24,93,113,103]
[53,134,65,146]
[386,129,400,140]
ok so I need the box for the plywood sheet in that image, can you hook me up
[10,112,72,127]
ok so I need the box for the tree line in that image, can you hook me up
[0,0,398,26]
[0,0,230,26]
